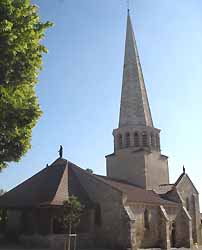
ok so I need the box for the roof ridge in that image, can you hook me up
[68,163,124,196]
[174,172,185,186]
[175,173,198,194]
[68,163,93,206]
[95,175,145,189]
[50,164,68,205]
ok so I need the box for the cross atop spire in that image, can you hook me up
[119,11,153,128]
[127,0,130,12]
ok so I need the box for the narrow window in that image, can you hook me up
[142,132,148,147]
[117,134,123,149]
[134,132,139,147]
[150,133,155,147]
[125,133,130,148]
[186,197,190,211]
[144,209,150,230]
[94,204,102,227]
[155,134,160,150]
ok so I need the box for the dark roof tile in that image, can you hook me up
[0,158,92,208]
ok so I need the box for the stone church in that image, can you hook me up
[0,11,201,250]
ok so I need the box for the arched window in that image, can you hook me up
[150,133,155,148]
[53,216,64,234]
[94,204,102,227]
[144,209,150,230]
[125,133,130,148]
[117,134,123,149]
[171,222,176,247]
[134,132,139,147]
[142,132,148,147]
[155,134,160,150]
[186,197,190,211]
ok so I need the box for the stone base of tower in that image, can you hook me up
[106,149,169,190]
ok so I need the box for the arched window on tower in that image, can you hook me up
[142,132,148,147]
[144,209,150,230]
[125,132,130,148]
[134,132,139,147]
[150,133,155,148]
[117,134,123,149]
[155,134,160,150]
[186,197,190,211]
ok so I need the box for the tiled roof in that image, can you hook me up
[0,158,92,208]
[154,184,174,195]
[174,172,198,194]
[68,162,93,207]
[95,175,178,206]
[174,173,186,186]
[0,157,178,209]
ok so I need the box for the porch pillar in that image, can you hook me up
[175,206,193,248]
[159,205,171,250]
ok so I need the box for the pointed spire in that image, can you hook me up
[119,12,153,128]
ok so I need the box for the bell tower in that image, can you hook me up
[106,11,169,189]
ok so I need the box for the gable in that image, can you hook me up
[175,173,198,195]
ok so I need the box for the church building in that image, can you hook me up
[0,10,201,250]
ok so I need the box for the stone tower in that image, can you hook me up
[106,11,169,190]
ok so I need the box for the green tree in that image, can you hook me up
[0,189,4,196]
[63,196,83,250]
[0,190,6,233]
[86,168,93,174]
[0,0,52,170]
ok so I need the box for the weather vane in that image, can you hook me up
[127,0,131,11]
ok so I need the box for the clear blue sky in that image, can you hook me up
[1,0,202,205]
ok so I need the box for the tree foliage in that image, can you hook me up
[63,196,83,233]
[0,189,5,196]
[86,168,93,174]
[0,0,52,169]
[0,189,7,231]
[63,196,83,250]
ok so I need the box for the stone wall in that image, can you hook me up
[129,204,162,248]
[6,210,22,237]
[106,149,169,190]
[20,233,93,250]
[74,169,131,249]
[106,149,147,188]
[175,174,201,244]
[145,151,169,190]
[159,206,171,250]
[175,207,193,248]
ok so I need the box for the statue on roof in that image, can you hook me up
[59,145,63,158]
[183,165,185,174]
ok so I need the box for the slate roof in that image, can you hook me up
[0,158,178,209]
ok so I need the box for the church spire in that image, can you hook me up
[119,11,153,128]
[106,10,169,190]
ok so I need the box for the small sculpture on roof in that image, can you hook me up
[59,145,63,158]
[183,165,185,174]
